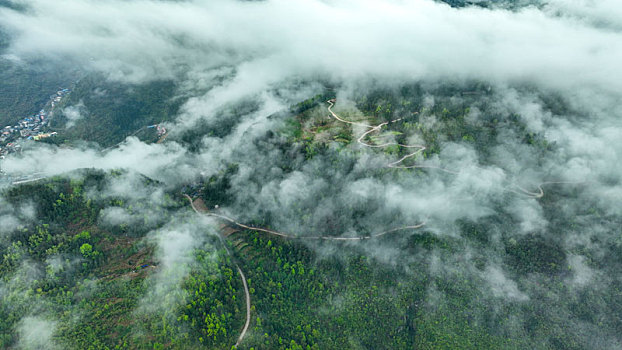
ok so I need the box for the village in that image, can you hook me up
[0,88,70,158]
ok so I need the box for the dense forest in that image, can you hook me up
[48,75,185,148]
[2,80,620,349]
[2,170,617,349]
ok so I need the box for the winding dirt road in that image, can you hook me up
[234,266,251,349]
[185,195,251,348]
[327,99,458,174]
[200,211,425,241]
[506,181,589,199]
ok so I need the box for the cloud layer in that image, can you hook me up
[2,0,621,93]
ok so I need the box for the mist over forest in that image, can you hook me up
[0,0,621,349]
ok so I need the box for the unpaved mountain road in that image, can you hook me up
[234,266,251,349]
[327,99,431,170]
[185,195,251,349]
[189,200,425,241]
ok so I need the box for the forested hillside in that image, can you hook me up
[2,83,620,349]
[50,75,184,148]
[0,59,77,126]
[1,0,621,349]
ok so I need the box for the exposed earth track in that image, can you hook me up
[327,99,452,173]
[507,181,589,199]
[185,195,251,348]
[234,266,251,349]
[196,210,425,241]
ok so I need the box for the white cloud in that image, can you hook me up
[62,101,86,128]
[17,316,58,350]
[1,0,621,96]
[1,137,197,185]
[483,265,529,301]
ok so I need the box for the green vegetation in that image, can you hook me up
[0,170,174,348]
[283,83,552,168]
[52,74,185,147]
[0,58,76,126]
[1,84,619,349]
[0,166,582,350]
